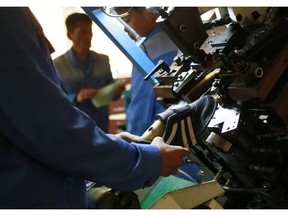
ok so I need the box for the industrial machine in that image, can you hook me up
[84,7,288,209]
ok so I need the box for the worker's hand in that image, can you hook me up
[77,88,98,102]
[151,136,191,177]
[113,80,126,97]
[115,131,142,143]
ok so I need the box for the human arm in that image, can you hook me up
[113,79,126,99]
[76,87,98,103]
[0,8,189,191]
[116,132,190,176]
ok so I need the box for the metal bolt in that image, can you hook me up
[179,24,186,32]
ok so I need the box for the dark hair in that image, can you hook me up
[65,13,92,33]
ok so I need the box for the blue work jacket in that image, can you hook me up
[54,49,114,133]
[126,26,178,136]
[0,7,161,208]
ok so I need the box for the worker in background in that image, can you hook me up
[114,7,179,136]
[54,13,125,133]
[0,7,190,208]
[115,7,202,184]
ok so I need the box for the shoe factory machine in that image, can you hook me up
[83,6,288,209]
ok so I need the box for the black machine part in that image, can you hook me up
[151,7,288,208]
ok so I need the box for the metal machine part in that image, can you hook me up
[87,186,140,209]
[85,6,288,208]
[146,7,288,208]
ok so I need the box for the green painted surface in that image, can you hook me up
[141,175,197,209]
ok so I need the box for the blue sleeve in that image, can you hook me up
[67,93,77,103]
[126,50,178,135]
[0,8,161,191]
[60,82,76,103]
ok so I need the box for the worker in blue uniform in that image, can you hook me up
[116,7,202,184]
[0,7,190,208]
[54,13,125,133]
[117,7,178,136]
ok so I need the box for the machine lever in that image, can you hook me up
[144,60,171,81]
